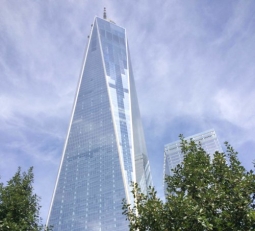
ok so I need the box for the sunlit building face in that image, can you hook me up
[47,16,152,231]
[164,129,222,195]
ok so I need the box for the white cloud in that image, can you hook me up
[1,0,255,223]
[214,89,255,129]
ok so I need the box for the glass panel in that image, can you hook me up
[48,19,127,231]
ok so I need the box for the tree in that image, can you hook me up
[0,167,51,231]
[123,136,255,230]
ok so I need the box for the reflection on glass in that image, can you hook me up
[47,17,152,231]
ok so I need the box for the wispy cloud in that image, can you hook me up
[1,0,255,221]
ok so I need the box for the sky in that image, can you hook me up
[1,0,255,223]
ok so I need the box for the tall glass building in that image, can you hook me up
[47,16,152,231]
[163,129,222,193]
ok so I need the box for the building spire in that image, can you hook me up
[103,7,107,19]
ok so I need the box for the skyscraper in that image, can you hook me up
[163,129,222,193]
[47,15,152,231]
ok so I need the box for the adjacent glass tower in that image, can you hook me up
[163,129,222,193]
[47,16,152,231]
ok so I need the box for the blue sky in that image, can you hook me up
[1,0,255,223]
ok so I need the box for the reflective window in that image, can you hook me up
[48,17,152,231]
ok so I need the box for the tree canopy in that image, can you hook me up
[123,137,255,230]
[0,167,50,231]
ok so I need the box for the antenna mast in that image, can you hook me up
[103,7,107,19]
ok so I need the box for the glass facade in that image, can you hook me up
[163,129,222,193]
[47,17,152,231]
